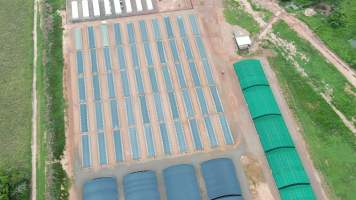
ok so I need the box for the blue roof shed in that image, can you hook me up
[123,170,160,200]
[83,177,118,200]
[163,164,201,200]
[201,158,243,200]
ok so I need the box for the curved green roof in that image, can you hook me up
[266,148,310,189]
[243,86,280,119]
[254,115,295,152]
[280,184,316,200]
[233,59,269,90]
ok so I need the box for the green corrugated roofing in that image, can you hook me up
[234,59,315,200]
[233,59,269,90]
[254,115,295,152]
[266,148,310,189]
[243,86,280,119]
[280,184,316,200]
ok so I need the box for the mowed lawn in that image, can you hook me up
[298,0,356,69]
[267,21,356,199]
[0,0,34,191]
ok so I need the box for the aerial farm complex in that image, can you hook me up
[63,0,321,199]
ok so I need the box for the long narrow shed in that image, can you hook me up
[233,59,316,200]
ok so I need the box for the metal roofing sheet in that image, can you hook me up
[124,171,160,200]
[163,164,201,200]
[254,115,295,152]
[233,59,269,90]
[266,148,310,189]
[243,85,280,119]
[279,184,316,200]
[201,158,242,199]
[83,177,118,200]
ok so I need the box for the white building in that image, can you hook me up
[234,33,252,50]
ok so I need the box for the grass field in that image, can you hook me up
[266,21,356,200]
[223,0,260,35]
[0,0,34,198]
[297,0,356,69]
[271,21,356,127]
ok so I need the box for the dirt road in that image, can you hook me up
[31,0,38,199]
[255,0,356,88]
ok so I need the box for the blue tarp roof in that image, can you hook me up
[83,177,118,200]
[201,158,243,200]
[123,170,160,200]
[163,164,201,200]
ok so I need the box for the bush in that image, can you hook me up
[327,9,346,28]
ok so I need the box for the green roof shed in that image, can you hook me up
[254,115,295,152]
[243,86,280,119]
[233,59,269,90]
[266,148,310,189]
[280,184,316,200]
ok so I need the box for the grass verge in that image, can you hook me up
[297,0,356,69]
[0,1,34,199]
[271,21,356,126]
[265,21,356,200]
[36,0,69,199]
[223,0,260,35]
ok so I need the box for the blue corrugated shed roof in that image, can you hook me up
[123,170,160,200]
[163,164,201,200]
[83,177,118,200]
[201,158,243,200]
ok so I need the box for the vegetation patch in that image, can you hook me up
[37,0,69,199]
[268,21,356,127]
[282,0,356,69]
[247,0,273,22]
[223,0,260,35]
[0,0,34,199]
[265,20,356,199]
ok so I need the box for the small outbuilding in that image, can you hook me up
[234,32,252,50]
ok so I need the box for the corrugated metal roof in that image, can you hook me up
[123,171,160,200]
[280,184,316,200]
[234,59,316,200]
[83,177,118,200]
[163,164,201,200]
[254,115,295,152]
[201,158,242,200]
[233,59,269,90]
[243,86,280,119]
[266,148,310,189]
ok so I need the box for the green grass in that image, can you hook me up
[266,21,356,200]
[0,0,34,198]
[272,21,356,127]
[298,0,356,69]
[247,0,274,22]
[36,11,47,200]
[223,0,260,35]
